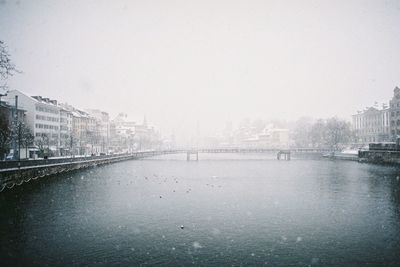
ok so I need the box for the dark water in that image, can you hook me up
[1,154,400,266]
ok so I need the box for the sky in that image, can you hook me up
[0,0,400,138]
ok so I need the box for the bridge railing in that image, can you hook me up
[161,148,331,153]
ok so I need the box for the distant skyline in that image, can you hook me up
[1,0,399,138]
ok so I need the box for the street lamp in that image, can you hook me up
[17,121,23,163]
[12,95,18,161]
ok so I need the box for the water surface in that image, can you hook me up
[1,154,400,266]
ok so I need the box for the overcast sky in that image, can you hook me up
[1,0,399,137]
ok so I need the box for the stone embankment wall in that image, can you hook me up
[358,150,400,164]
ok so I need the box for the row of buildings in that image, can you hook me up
[215,85,400,148]
[352,86,400,144]
[1,90,160,159]
[233,128,289,149]
[201,122,290,149]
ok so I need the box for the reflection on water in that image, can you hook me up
[1,154,400,266]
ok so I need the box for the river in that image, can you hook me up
[1,154,400,266]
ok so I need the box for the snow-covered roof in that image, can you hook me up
[31,95,59,107]
[5,89,60,108]
[353,104,389,116]
[269,128,289,132]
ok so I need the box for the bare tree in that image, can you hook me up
[325,117,352,151]
[0,112,11,159]
[0,40,19,89]
[85,129,98,155]
[17,122,34,158]
[36,133,50,158]
[292,117,313,148]
[292,117,353,150]
[68,133,77,157]
[310,119,327,148]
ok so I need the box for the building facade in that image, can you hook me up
[60,103,98,155]
[2,90,163,157]
[59,107,73,155]
[352,105,390,144]
[240,128,289,149]
[110,113,136,152]
[0,99,27,159]
[3,90,63,156]
[389,86,400,141]
[85,109,110,153]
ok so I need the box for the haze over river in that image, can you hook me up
[1,154,400,266]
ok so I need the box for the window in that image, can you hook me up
[35,105,59,114]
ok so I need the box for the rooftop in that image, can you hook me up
[353,103,389,116]
[31,95,58,106]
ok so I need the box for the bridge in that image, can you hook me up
[159,148,329,161]
[0,147,331,170]
[161,147,331,160]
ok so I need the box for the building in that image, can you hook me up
[110,113,136,152]
[109,114,161,152]
[389,86,400,141]
[0,98,27,159]
[134,116,161,150]
[269,129,290,148]
[352,104,390,144]
[240,127,289,148]
[85,109,110,153]
[59,107,73,155]
[351,86,400,144]
[3,90,62,156]
[60,103,98,155]
[0,98,26,125]
[2,90,163,156]
[3,91,107,157]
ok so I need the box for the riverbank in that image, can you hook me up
[358,150,400,164]
[323,150,359,161]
